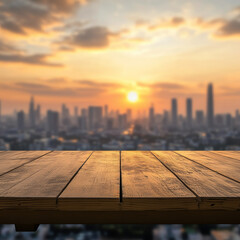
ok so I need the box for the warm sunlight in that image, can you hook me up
[127,91,138,103]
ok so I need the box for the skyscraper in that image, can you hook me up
[0,100,1,124]
[104,105,108,118]
[29,96,35,128]
[17,111,25,131]
[61,104,70,126]
[171,98,178,127]
[47,110,59,134]
[196,110,204,128]
[35,104,41,124]
[186,98,193,128]
[79,108,88,131]
[74,106,78,125]
[88,106,103,130]
[118,113,127,130]
[149,104,155,131]
[126,108,132,123]
[207,83,214,128]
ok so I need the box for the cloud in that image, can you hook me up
[138,82,186,89]
[52,21,86,32]
[58,26,122,49]
[75,79,122,88]
[0,79,122,98]
[195,18,225,29]
[134,9,240,40]
[0,0,90,34]
[0,38,63,67]
[135,17,185,31]
[0,40,22,53]
[215,19,240,37]
[0,53,63,67]
[46,78,68,83]
[194,6,240,38]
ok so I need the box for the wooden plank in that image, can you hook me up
[0,151,92,210]
[210,151,240,161]
[121,151,197,211]
[153,151,240,210]
[176,151,240,182]
[1,209,240,224]
[58,151,120,211]
[0,151,50,175]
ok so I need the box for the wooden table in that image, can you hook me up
[0,151,240,231]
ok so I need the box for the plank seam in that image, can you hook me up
[151,151,201,208]
[0,151,53,178]
[120,151,122,203]
[175,151,240,185]
[56,151,94,204]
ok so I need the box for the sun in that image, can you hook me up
[127,91,138,103]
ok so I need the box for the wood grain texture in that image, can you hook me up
[0,151,92,210]
[176,151,240,182]
[121,151,197,210]
[0,151,50,176]
[210,151,240,161]
[58,151,120,211]
[152,151,240,210]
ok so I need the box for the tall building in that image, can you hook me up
[186,98,193,128]
[29,96,35,128]
[61,104,70,126]
[47,110,59,134]
[17,111,25,131]
[126,108,132,123]
[149,104,155,131]
[171,98,178,127]
[225,113,232,128]
[74,106,78,125]
[118,113,127,130]
[207,83,214,128]
[35,104,41,124]
[79,108,88,131]
[196,110,204,128]
[162,110,169,127]
[0,100,1,124]
[104,105,108,118]
[88,106,103,130]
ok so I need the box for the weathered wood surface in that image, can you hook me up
[121,151,196,210]
[59,151,120,210]
[176,151,240,182]
[210,151,240,161]
[0,151,240,224]
[0,151,92,209]
[153,151,240,210]
[0,151,51,176]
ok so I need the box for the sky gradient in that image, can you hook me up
[0,0,240,115]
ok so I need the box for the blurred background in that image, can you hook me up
[0,224,240,240]
[1,0,240,239]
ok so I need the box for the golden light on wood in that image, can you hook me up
[127,91,138,103]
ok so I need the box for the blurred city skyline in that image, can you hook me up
[0,0,240,114]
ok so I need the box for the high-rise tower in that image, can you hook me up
[171,98,178,127]
[29,96,35,128]
[207,83,214,128]
[186,98,193,128]
[149,104,155,131]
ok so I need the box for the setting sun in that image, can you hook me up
[127,91,138,103]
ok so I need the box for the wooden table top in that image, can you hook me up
[0,150,240,225]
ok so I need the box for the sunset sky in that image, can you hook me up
[0,0,240,115]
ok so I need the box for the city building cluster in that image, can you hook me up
[0,83,240,151]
